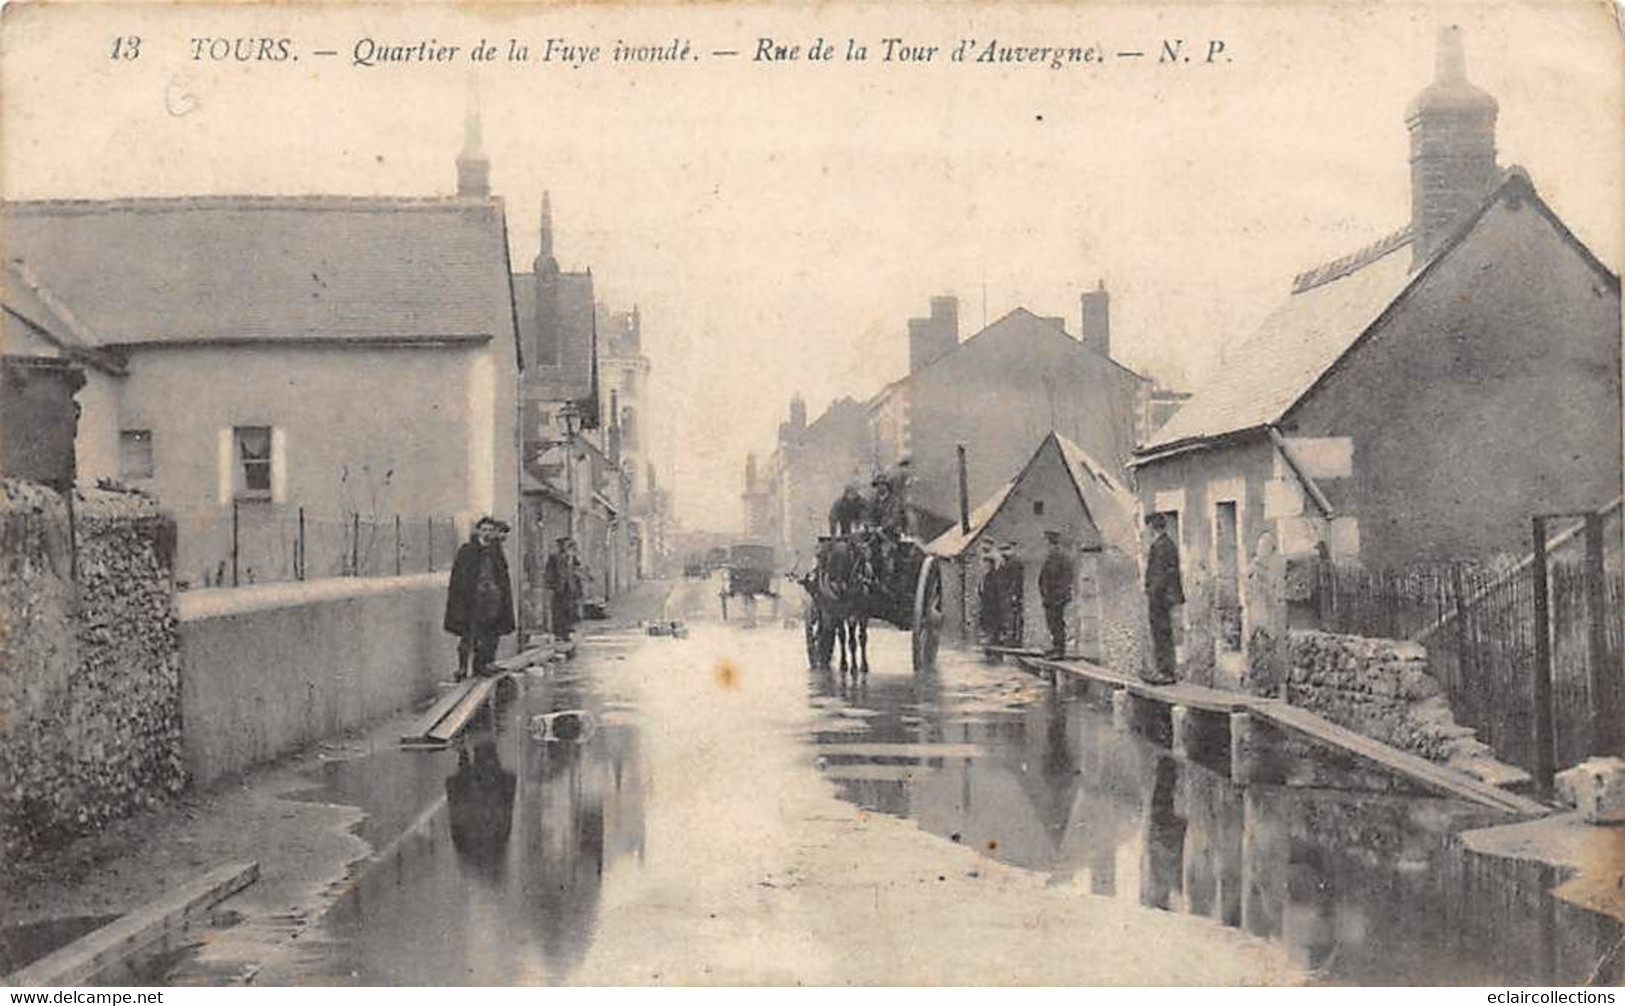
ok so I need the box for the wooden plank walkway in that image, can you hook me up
[1020,655,1547,816]
[399,644,562,747]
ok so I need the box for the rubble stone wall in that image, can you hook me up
[177,573,456,785]
[0,479,186,860]
[1285,629,1456,760]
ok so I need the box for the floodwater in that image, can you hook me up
[152,579,1620,985]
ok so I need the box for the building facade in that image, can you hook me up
[2,194,522,590]
[1131,28,1622,679]
[867,295,1148,541]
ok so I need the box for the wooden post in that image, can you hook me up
[351,512,360,576]
[1230,710,1260,786]
[395,514,403,577]
[1530,516,1555,798]
[1111,689,1132,730]
[1583,513,1620,756]
[427,517,435,572]
[1171,704,1194,759]
[956,443,971,535]
[231,499,240,587]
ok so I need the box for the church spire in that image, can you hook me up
[536,190,558,274]
[455,86,490,198]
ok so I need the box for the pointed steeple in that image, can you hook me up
[455,86,491,198]
[536,191,558,275]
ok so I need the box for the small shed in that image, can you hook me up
[925,432,1144,668]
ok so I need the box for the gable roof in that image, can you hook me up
[3,260,126,375]
[867,306,1145,412]
[1,196,520,354]
[1136,168,1619,462]
[925,431,1139,557]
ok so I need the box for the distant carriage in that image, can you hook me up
[719,543,779,620]
[797,532,945,674]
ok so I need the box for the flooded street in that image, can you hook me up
[151,578,1618,986]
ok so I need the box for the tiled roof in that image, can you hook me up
[2,260,126,374]
[1138,169,1614,459]
[1,196,517,349]
[1139,231,1416,453]
[926,432,1139,557]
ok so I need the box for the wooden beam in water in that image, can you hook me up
[426,674,507,744]
[400,681,475,744]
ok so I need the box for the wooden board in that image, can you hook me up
[400,681,475,744]
[425,674,507,744]
[1020,654,1546,816]
[5,861,259,986]
[1255,702,1547,815]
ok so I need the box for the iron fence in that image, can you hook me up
[173,503,459,591]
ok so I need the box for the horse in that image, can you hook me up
[803,535,878,677]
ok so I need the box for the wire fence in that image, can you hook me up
[172,503,459,591]
[1310,506,1622,777]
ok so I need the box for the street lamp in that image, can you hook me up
[556,401,583,539]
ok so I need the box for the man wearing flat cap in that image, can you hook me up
[1038,530,1074,659]
[444,516,516,680]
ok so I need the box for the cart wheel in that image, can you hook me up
[912,555,944,671]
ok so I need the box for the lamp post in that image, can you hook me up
[557,401,583,540]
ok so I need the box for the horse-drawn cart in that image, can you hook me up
[719,543,779,621]
[797,533,945,673]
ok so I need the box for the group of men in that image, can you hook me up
[441,516,589,683]
[978,530,1077,659]
[827,467,909,539]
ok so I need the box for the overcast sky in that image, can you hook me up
[4,2,1621,531]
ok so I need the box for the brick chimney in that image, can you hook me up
[1080,280,1110,358]
[909,296,960,373]
[1407,25,1499,268]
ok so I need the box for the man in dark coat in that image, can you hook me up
[976,544,1005,647]
[544,536,577,642]
[998,542,1025,646]
[828,484,866,536]
[1038,531,1075,658]
[1144,513,1185,683]
[444,517,517,679]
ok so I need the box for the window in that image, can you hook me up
[1032,500,1045,516]
[119,429,153,479]
[234,426,273,500]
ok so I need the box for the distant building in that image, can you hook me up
[763,394,870,571]
[598,303,668,577]
[1131,28,1621,673]
[742,452,771,541]
[514,192,639,621]
[867,293,1147,541]
[2,192,522,588]
[925,431,1142,667]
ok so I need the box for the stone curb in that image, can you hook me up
[2,860,259,987]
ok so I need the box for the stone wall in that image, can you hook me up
[1285,629,1468,760]
[0,479,186,859]
[178,573,456,785]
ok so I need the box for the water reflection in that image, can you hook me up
[446,740,516,883]
[810,654,1623,985]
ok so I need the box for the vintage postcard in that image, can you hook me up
[1,0,1621,989]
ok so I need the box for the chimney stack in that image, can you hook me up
[1080,280,1111,359]
[909,295,960,373]
[1406,26,1499,268]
